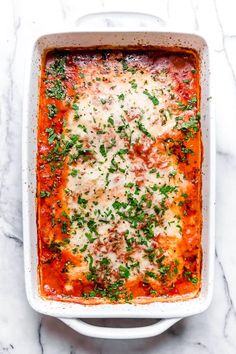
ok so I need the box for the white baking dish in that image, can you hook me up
[22,19,215,338]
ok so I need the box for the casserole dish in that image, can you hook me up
[22,12,215,339]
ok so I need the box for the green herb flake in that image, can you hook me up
[178,115,200,132]
[143,89,159,106]
[112,200,127,210]
[108,115,114,127]
[80,244,88,252]
[77,195,88,207]
[121,59,136,74]
[169,170,177,177]
[47,104,58,118]
[125,182,134,188]
[85,233,96,243]
[145,271,158,279]
[70,169,77,177]
[117,148,128,159]
[40,190,50,198]
[181,193,188,198]
[181,147,194,154]
[45,127,58,144]
[118,93,125,101]
[47,57,66,78]
[78,124,87,133]
[61,221,68,234]
[99,144,107,158]
[72,103,79,110]
[159,185,177,198]
[100,258,110,266]
[45,80,66,100]
[72,247,78,254]
[119,265,130,279]
[129,79,137,89]
[190,276,198,284]
[100,98,107,105]
[137,120,154,140]
[159,265,170,276]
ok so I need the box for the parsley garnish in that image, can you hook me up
[45,80,66,100]
[45,127,58,144]
[159,185,177,198]
[85,233,96,243]
[121,59,136,74]
[137,120,154,140]
[47,104,58,118]
[72,103,79,110]
[100,98,107,105]
[159,265,170,276]
[40,191,50,198]
[100,258,110,266]
[118,93,125,101]
[77,195,88,207]
[143,89,159,106]
[108,115,114,127]
[145,271,158,279]
[129,79,137,89]
[119,265,130,279]
[99,144,107,157]
[70,169,77,177]
[47,57,66,79]
[178,115,200,132]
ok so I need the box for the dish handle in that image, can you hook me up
[59,317,181,339]
[75,11,166,28]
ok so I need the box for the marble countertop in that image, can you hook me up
[0,0,236,353]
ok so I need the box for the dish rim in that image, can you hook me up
[22,29,215,319]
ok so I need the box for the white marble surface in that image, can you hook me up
[0,0,236,353]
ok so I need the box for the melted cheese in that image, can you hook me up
[66,61,189,283]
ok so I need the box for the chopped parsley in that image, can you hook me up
[119,265,130,279]
[118,93,125,101]
[108,115,114,127]
[145,271,158,279]
[121,59,136,74]
[159,185,178,198]
[100,98,107,105]
[47,57,66,79]
[70,169,77,177]
[45,127,58,144]
[143,89,159,106]
[178,115,200,132]
[77,195,88,207]
[85,233,96,243]
[72,103,79,110]
[100,258,110,266]
[137,120,154,140]
[39,190,50,198]
[129,79,137,89]
[99,144,107,157]
[45,80,66,100]
[47,104,58,118]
